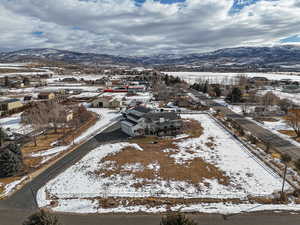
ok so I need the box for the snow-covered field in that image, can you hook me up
[164,72,300,84]
[0,63,29,67]
[37,114,291,214]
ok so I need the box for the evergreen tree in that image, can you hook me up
[0,148,23,178]
[23,210,62,225]
[8,143,22,159]
[202,81,208,93]
[4,76,9,87]
[226,87,242,103]
[214,86,222,97]
[160,214,198,225]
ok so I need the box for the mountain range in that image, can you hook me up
[1,45,300,69]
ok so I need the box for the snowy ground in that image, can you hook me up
[47,74,106,82]
[37,114,293,214]
[29,108,121,159]
[69,92,101,99]
[249,118,300,148]
[259,89,300,105]
[0,63,29,67]
[0,176,28,199]
[0,108,120,198]
[0,113,33,135]
[164,72,300,84]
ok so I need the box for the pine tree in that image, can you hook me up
[160,214,198,225]
[214,86,222,97]
[8,143,22,159]
[202,81,208,94]
[226,87,242,103]
[0,148,23,178]
[4,76,9,87]
[23,210,62,225]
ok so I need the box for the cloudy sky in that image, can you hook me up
[0,0,299,55]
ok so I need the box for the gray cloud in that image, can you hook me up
[0,0,300,55]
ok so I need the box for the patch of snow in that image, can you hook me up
[0,113,33,135]
[2,176,28,197]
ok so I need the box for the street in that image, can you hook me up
[1,208,300,225]
[189,89,300,160]
[0,122,128,210]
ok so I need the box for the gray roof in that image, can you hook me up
[144,112,179,121]
[0,98,20,103]
[133,106,152,113]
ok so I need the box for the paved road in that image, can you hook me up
[189,89,300,160]
[0,122,128,210]
[1,208,300,225]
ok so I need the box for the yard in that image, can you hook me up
[37,113,295,214]
[0,107,121,198]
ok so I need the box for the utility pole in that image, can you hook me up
[281,163,288,200]
[280,154,291,201]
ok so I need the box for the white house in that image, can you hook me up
[121,106,182,137]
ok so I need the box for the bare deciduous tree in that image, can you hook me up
[285,109,300,137]
[260,91,279,110]
[22,101,69,144]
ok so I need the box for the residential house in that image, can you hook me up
[38,92,55,100]
[23,95,33,101]
[63,110,74,122]
[0,98,23,114]
[62,77,78,83]
[282,85,300,93]
[121,106,183,137]
[92,96,121,109]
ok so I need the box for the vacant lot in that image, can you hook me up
[37,114,289,214]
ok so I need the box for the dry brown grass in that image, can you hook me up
[63,113,97,144]
[182,119,204,138]
[256,117,279,122]
[278,130,300,142]
[23,157,43,169]
[278,130,296,137]
[86,196,246,210]
[0,184,4,196]
[248,196,276,204]
[0,68,44,74]
[22,128,71,155]
[21,112,97,170]
[94,119,229,186]
[0,176,23,185]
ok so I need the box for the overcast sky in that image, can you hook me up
[0,0,299,55]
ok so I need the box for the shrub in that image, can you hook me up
[23,210,62,225]
[0,148,23,178]
[295,159,300,171]
[160,214,198,225]
[281,154,291,164]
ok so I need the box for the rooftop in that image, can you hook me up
[0,98,20,103]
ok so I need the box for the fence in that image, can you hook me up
[37,190,274,201]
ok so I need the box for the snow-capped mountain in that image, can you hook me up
[1,45,300,69]
[0,48,139,65]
